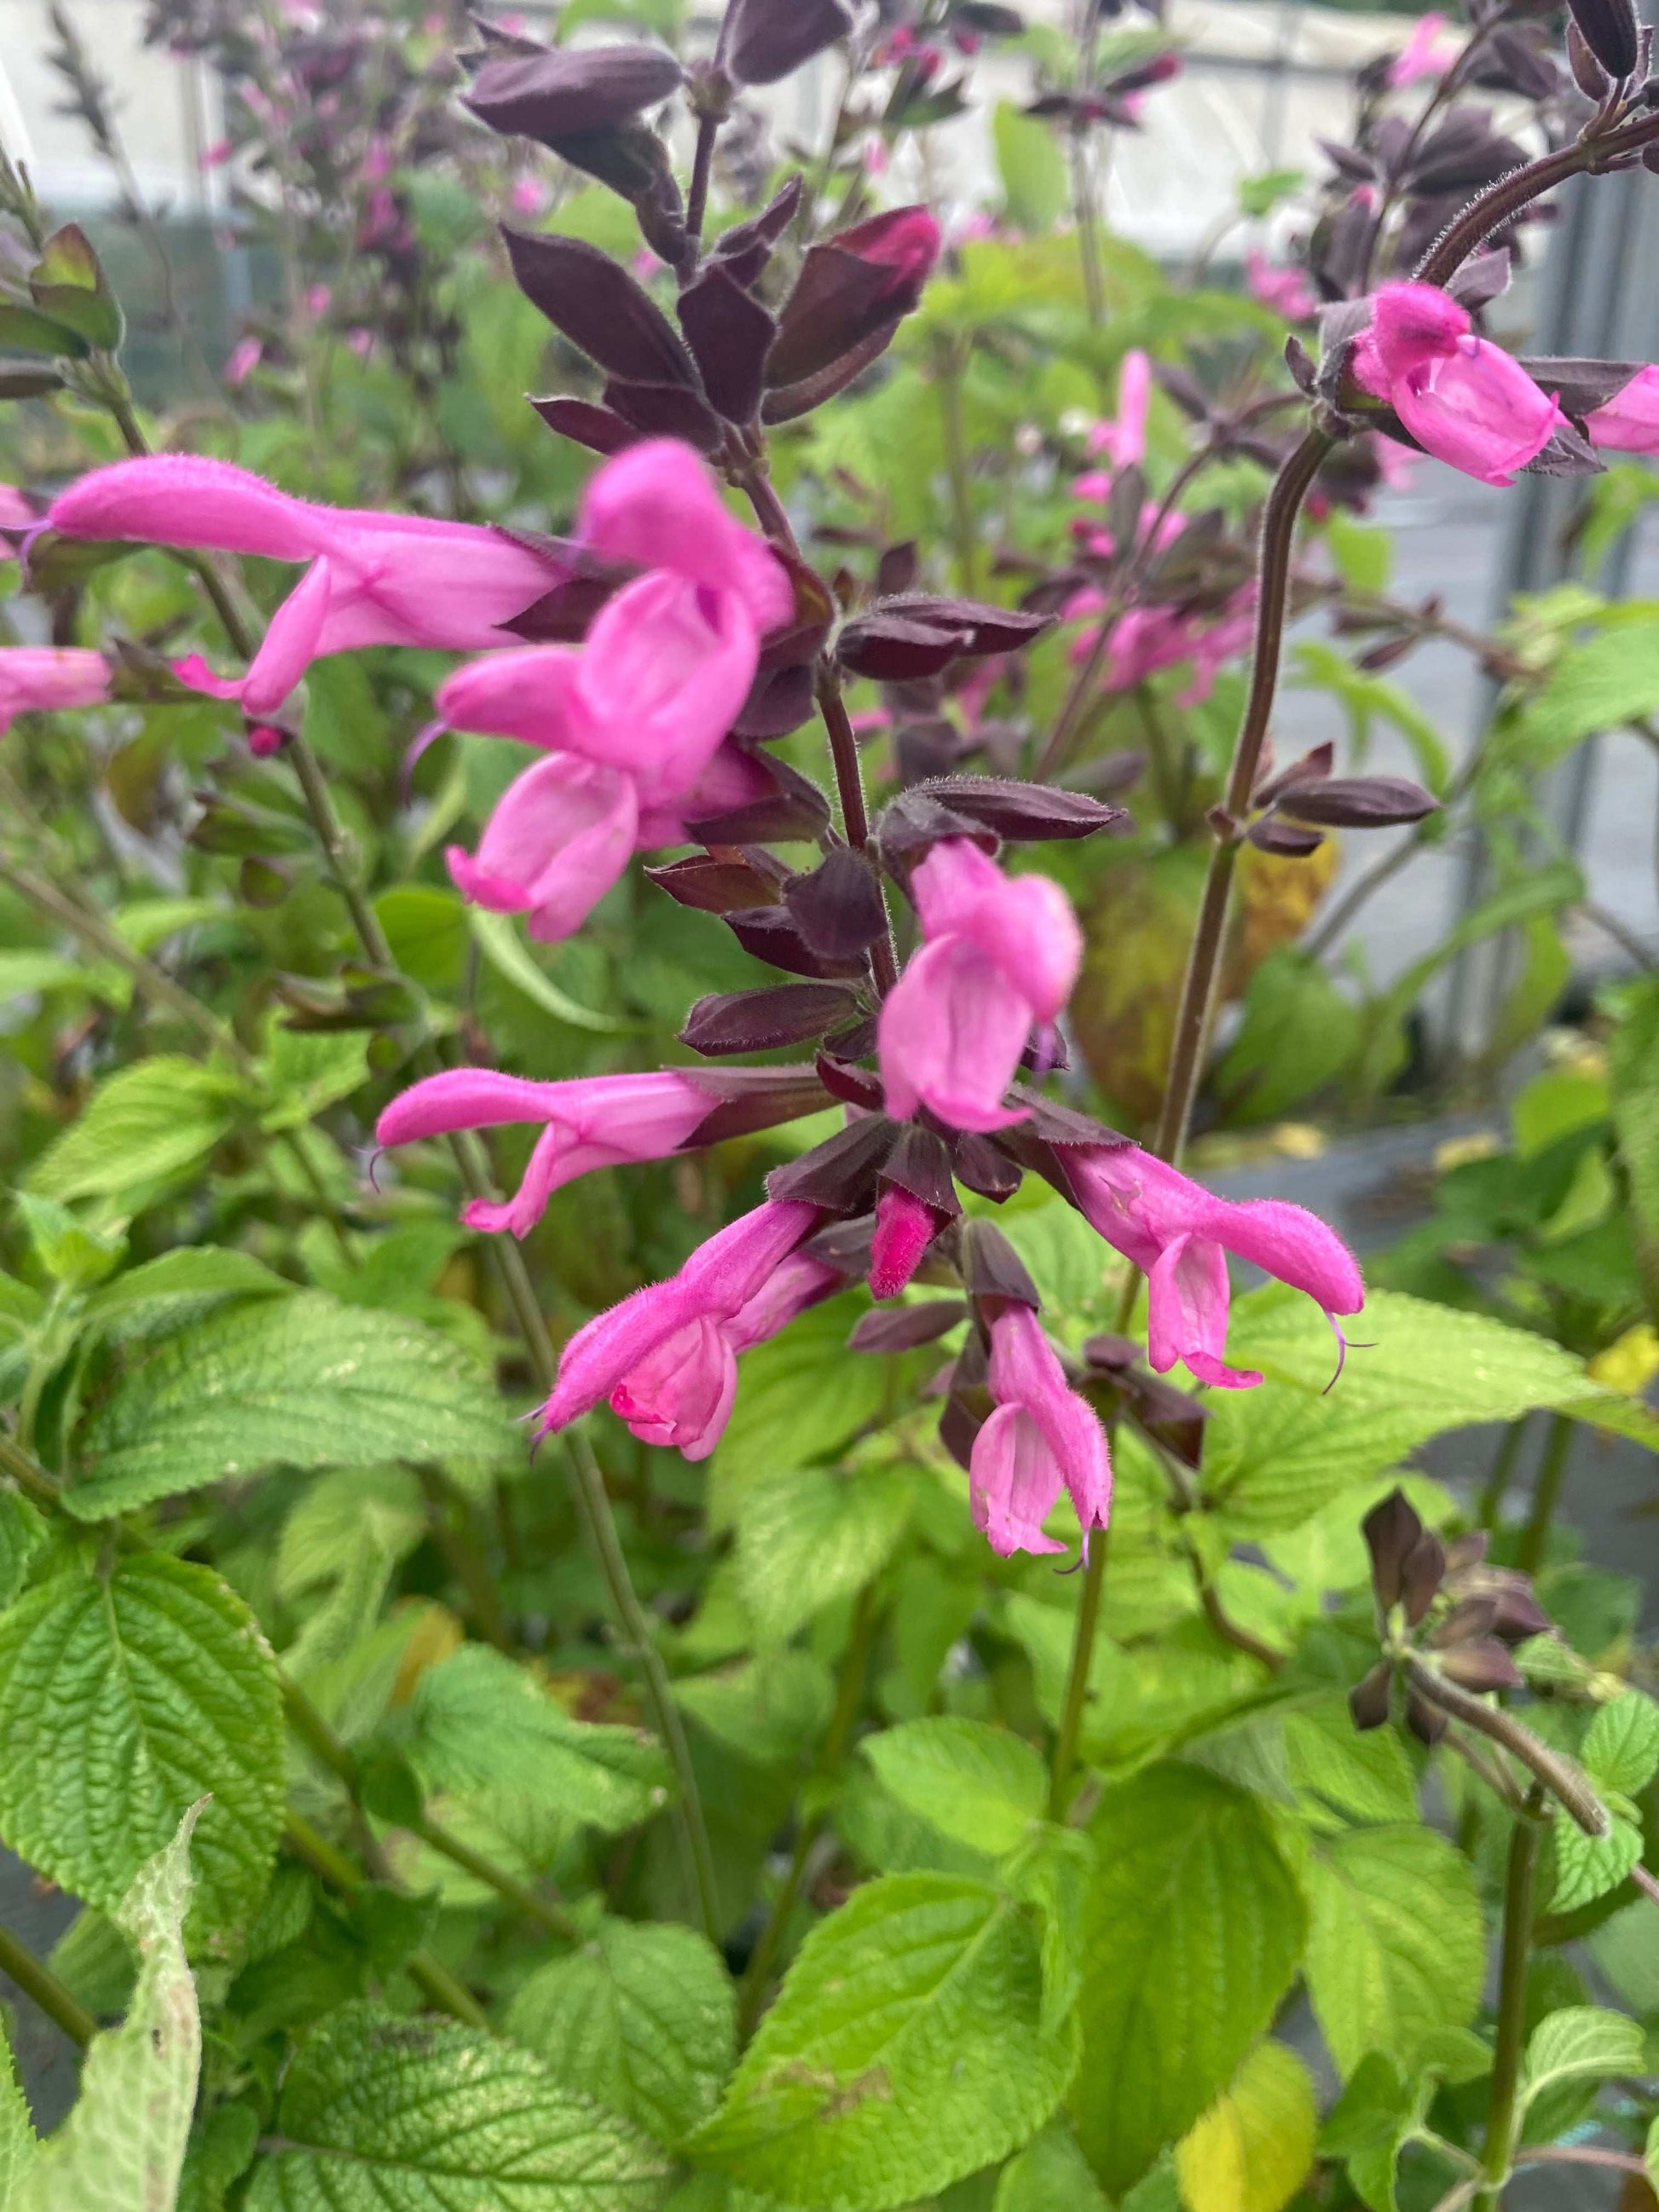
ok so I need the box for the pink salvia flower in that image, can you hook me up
[878,840,1082,1133]
[870,1187,938,1299]
[224,336,263,386]
[971,1306,1113,1556]
[1245,249,1316,323]
[1387,12,1460,86]
[448,754,639,944]
[1352,283,1564,488]
[578,440,794,639]
[0,485,36,539]
[46,455,561,716]
[1584,364,1659,452]
[376,1068,716,1236]
[1066,1143,1365,1387]
[537,1198,818,1439]
[1085,349,1152,469]
[0,648,111,732]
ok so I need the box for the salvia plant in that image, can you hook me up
[0,0,1656,2208]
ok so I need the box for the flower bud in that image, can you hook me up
[1565,0,1639,83]
[722,0,853,85]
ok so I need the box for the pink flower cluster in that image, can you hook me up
[1354,282,1564,487]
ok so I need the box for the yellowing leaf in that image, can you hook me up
[1589,1324,1659,1396]
[1175,2041,1315,2212]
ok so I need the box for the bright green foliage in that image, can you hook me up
[1552,1691,1659,1911]
[13,1805,202,2212]
[408,1643,671,1833]
[0,1554,284,1955]
[734,1463,913,1647]
[245,2005,673,2210]
[0,2030,35,2208]
[0,1492,46,1611]
[995,2121,1109,2211]
[68,1291,517,1517]
[1518,2007,1645,2117]
[1304,1827,1485,2079]
[861,1719,1047,1857]
[28,1058,243,1204]
[1071,1767,1305,2194]
[506,1919,736,2145]
[691,1874,1079,2209]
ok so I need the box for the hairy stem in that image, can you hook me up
[1416,106,1659,290]
[685,113,719,261]
[1403,1657,1606,1835]
[1048,1530,1110,1817]
[0,1915,97,2050]
[1475,1795,1543,2212]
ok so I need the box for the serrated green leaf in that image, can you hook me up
[14,1193,124,1290]
[258,1029,372,1130]
[506,1919,736,2145]
[1551,1811,1643,1914]
[690,1873,1078,2210]
[68,1291,515,1518]
[245,2002,673,2210]
[13,1804,201,2212]
[29,1058,244,1204]
[82,1246,292,1333]
[995,2119,1109,2211]
[675,1651,834,1766]
[1072,1767,1304,2194]
[0,1491,46,1610]
[1304,1827,1484,2080]
[1174,2041,1315,2212]
[1282,1699,1418,1826]
[0,2024,36,2207]
[1519,2006,1644,2112]
[277,1467,425,1600]
[711,1299,890,1526]
[734,1463,912,1648]
[410,1643,670,1834]
[0,1554,283,1958]
[862,1719,1046,1857]
[1581,1691,1659,1796]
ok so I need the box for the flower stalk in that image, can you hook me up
[1474,1790,1545,2212]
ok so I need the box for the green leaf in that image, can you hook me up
[81,1247,292,1332]
[711,1297,890,1525]
[690,1873,1078,2210]
[992,101,1069,233]
[1506,621,1659,771]
[1582,1690,1659,1796]
[674,1651,833,1766]
[13,1804,202,2212]
[1519,2006,1644,2112]
[1237,168,1304,217]
[0,950,120,1003]
[1281,1699,1417,1826]
[1323,513,1390,597]
[1289,641,1448,794]
[245,2003,673,2210]
[506,1919,737,2146]
[0,1554,283,1955]
[862,1719,1046,1857]
[0,2025,35,2206]
[257,1029,371,1131]
[0,1491,46,1610]
[1174,2041,1315,2212]
[410,1643,671,1834]
[0,301,90,356]
[1304,1827,1485,2080]
[1216,950,1361,1124]
[14,1193,124,1290]
[734,1463,912,1647]
[994,2120,1109,2211]
[1551,1812,1643,1915]
[471,907,637,1033]
[69,1291,515,1519]
[1072,1766,1305,2195]
[29,1058,244,1204]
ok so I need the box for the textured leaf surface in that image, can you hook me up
[28,1058,242,1203]
[1304,1827,1485,2080]
[994,2120,1109,2210]
[734,1463,911,1646]
[1519,2007,1644,2113]
[246,2004,673,2210]
[14,1805,202,2212]
[70,1291,516,1517]
[1072,1766,1304,2194]
[0,1554,283,1955]
[0,1491,46,1611]
[1174,2042,1315,2212]
[710,1300,889,1524]
[691,1873,1078,2209]
[675,1651,833,1765]
[410,1644,670,1834]
[1582,1691,1659,1796]
[0,2029,34,2207]
[862,1719,1046,1857]
[506,1919,736,2145]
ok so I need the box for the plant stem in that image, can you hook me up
[737,1581,878,2039]
[0,1917,96,2050]
[934,338,979,592]
[1048,1530,1109,1818]
[415,1465,513,1654]
[1477,1417,1529,1531]
[282,1811,490,2029]
[1149,428,1332,1167]
[1416,107,1659,290]
[1070,0,1107,326]
[1403,1656,1606,1835]
[408,1812,580,1942]
[685,113,719,262]
[1475,1794,1543,2212]
[1517,1412,1571,1577]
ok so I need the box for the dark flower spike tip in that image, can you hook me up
[766,1113,899,1214]
[1361,1487,1425,1612]
[721,0,853,86]
[679,980,859,1056]
[1400,1528,1448,1628]
[847,1301,969,1354]
[960,1218,1042,1311]
[1566,0,1639,80]
[1350,1660,1393,1731]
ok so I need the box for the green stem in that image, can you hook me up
[409,1812,580,1943]
[282,1811,490,2030]
[0,1916,96,2050]
[1516,1412,1571,1577]
[935,338,979,593]
[1403,1657,1606,1836]
[737,1582,878,2039]
[415,1465,513,1654]
[1048,1531,1109,1818]
[1475,1795,1543,2212]
[1477,1418,1529,1532]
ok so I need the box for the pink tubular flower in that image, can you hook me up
[1085,349,1152,470]
[448,754,638,944]
[1387,12,1460,86]
[375,1067,717,1237]
[1246,249,1316,324]
[46,455,560,717]
[1584,364,1659,453]
[1066,1144,1365,1388]
[224,336,263,386]
[0,648,111,732]
[870,1187,938,1299]
[0,485,35,539]
[578,440,794,640]
[537,1198,818,1440]
[970,1306,1112,1556]
[878,840,1082,1133]
[1353,283,1564,488]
